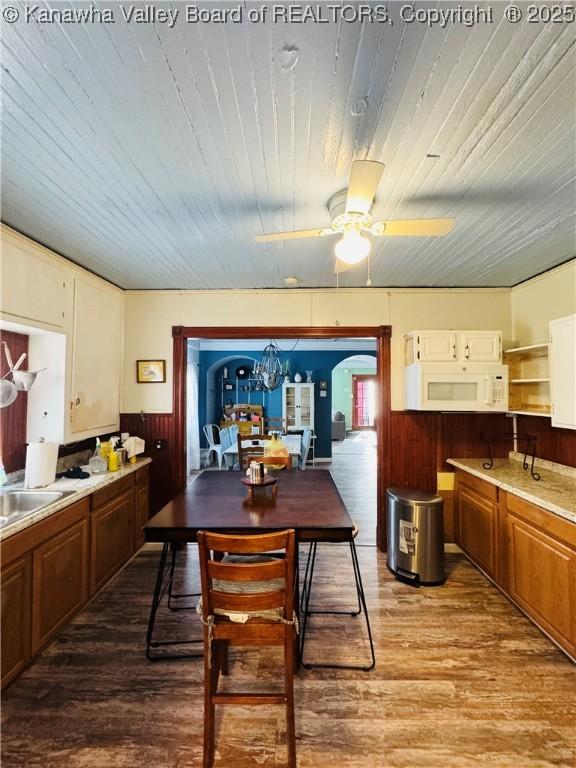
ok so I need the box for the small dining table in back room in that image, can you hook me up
[143,470,354,660]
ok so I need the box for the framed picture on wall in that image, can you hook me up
[136,359,166,383]
[319,380,328,391]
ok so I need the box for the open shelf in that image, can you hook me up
[510,378,550,384]
[504,342,550,416]
[504,343,548,355]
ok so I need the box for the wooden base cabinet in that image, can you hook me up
[32,518,89,654]
[456,472,501,581]
[134,469,150,551]
[1,463,150,690]
[91,490,134,595]
[455,469,576,660]
[1,555,32,689]
[504,493,576,657]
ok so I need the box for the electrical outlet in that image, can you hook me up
[154,439,167,450]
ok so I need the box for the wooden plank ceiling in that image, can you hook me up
[1,5,574,289]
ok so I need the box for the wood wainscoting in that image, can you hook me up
[119,413,174,515]
[515,415,576,467]
[0,329,29,473]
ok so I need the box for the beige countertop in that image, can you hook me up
[0,457,152,541]
[447,454,576,524]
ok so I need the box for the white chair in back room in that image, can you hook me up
[203,424,224,469]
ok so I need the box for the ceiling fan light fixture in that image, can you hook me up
[334,228,371,264]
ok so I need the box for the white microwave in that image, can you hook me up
[405,363,508,412]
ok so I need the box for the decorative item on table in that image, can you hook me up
[305,370,313,383]
[294,372,302,383]
[123,436,146,463]
[136,359,166,383]
[264,433,289,470]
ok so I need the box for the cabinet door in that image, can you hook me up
[458,486,498,579]
[1,555,32,689]
[417,332,457,361]
[91,490,134,594]
[507,512,575,655]
[69,276,122,437]
[550,314,576,430]
[299,384,314,429]
[461,332,501,362]
[1,232,65,328]
[283,384,297,429]
[31,518,89,655]
[134,480,150,551]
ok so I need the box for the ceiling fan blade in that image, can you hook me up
[371,218,455,237]
[346,160,385,215]
[333,259,356,274]
[255,227,334,243]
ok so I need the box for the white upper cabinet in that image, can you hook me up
[68,276,123,439]
[404,330,502,364]
[460,331,502,362]
[549,314,576,431]
[1,228,66,328]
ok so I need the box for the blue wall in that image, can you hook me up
[197,350,376,459]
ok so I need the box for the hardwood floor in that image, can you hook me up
[2,544,575,767]
[328,431,377,546]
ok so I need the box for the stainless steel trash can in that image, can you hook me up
[386,488,444,586]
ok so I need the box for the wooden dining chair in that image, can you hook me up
[264,416,287,433]
[197,529,297,768]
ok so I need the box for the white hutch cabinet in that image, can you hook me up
[282,382,315,431]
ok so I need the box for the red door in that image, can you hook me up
[352,375,377,430]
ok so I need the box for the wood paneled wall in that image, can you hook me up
[119,413,174,515]
[388,412,512,493]
[0,330,29,473]
[515,415,576,467]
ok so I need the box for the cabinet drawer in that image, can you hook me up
[31,518,89,654]
[91,475,134,510]
[456,470,498,502]
[505,492,576,548]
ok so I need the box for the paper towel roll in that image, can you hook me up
[24,442,59,488]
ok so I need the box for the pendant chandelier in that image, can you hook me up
[254,341,283,391]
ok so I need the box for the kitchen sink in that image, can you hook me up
[0,490,78,527]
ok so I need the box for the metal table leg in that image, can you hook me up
[146,543,203,661]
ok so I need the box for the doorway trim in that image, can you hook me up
[172,325,391,550]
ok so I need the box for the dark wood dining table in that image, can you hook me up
[143,470,354,660]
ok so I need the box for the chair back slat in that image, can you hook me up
[208,559,286,582]
[212,589,286,613]
[197,530,295,623]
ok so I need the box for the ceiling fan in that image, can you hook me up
[255,160,455,271]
